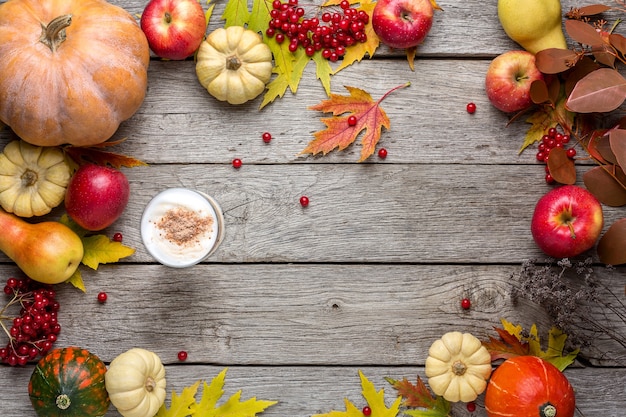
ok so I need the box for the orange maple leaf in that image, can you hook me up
[301,82,410,162]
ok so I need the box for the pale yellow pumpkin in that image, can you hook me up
[424,331,492,402]
[105,348,166,417]
[196,26,273,105]
[0,140,70,217]
[0,0,150,147]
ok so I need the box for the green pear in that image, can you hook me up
[498,0,567,54]
[0,209,83,284]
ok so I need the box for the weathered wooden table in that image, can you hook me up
[0,0,624,416]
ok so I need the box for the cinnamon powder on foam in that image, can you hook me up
[155,206,214,247]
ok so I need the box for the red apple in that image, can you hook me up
[140,0,207,60]
[65,164,130,231]
[485,50,544,113]
[531,185,604,258]
[372,0,434,49]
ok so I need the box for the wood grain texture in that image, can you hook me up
[0,0,624,416]
[0,365,624,417]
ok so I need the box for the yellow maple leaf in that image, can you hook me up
[80,235,136,271]
[498,319,579,371]
[332,0,380,74]
[156,381,200,417]
[156,369,277,417]
[313,371,402,417]
[64,269,85,292]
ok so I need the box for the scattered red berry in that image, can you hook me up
[299,196,309,207]
[461,298,471,310]
[97,292,108,303]
[467,401,477,412]
[378,148,388,159]
[112,232,123,242]
[262,132,272,143]
[177,350,188,361]
[232,158,242,169]
[362,406,372,416]
[466,102,477,114]
[347,115,357,126]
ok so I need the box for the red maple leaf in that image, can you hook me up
[301,82,410,162]
[483,326,530,362]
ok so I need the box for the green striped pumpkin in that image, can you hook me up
[28,347,110,416]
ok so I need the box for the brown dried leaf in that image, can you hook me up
[563,56,600,96]
[535,48,579,74]
[609,33,626,56]
[598,218,626,265]
[576,4,613,16]
[587,130,615,164]
[592,50,615,68]
[547,147,577,184]
[530,79,551,104]
[609,128,626,170]
[583,165,626,206]
[565,19,605,47]
[566,68,626,113]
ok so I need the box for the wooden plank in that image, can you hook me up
[2,264,621,366]
[59,164,626,263]
[0,365,623,416]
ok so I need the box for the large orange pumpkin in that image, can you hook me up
[485,356,575,417]
[0,0,150,147]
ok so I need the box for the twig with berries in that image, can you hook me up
[0,277,61,366]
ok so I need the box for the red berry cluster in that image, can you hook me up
[1,277,61,366]
[267,0,369,61]
[535,127,576,184]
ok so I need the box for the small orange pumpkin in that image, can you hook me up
[485,356,575,417]
[0,0,150,147]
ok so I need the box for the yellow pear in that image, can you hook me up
[498,0,567,54]
[0,209,83,284]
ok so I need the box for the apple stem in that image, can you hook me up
[567,221,576,239]
[39,14,72,53]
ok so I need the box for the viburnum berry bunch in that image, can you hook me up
[0,277,61,366]
[266,0,370,61]
[535,127,576,184]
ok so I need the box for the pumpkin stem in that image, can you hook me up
[21,169,38,187]
[145,376,156,392]
[55,394,71,410]
[540,403,557,417]
[39,14,73,53]
[451,360,467,376]
[226,55,242,71]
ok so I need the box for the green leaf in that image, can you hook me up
[313,53,333,96]
[248,0,272,33]
[81,235,135,270]
[221,0,250,27]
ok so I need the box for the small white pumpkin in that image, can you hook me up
[424,331,492,402]
[105,348,166,417]
[196,26,273,105]
[0,140,70,217]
